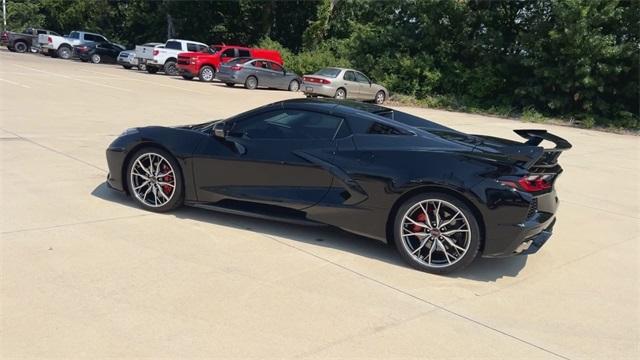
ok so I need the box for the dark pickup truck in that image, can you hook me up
[1,27,60,53]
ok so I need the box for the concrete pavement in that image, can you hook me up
[1,49,638,359]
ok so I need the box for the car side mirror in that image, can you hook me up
[212,122,227,139]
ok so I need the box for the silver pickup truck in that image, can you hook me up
[38,30,108,59]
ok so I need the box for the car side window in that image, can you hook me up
[348,117,408,135]
[238,49,250,57]
[344,71,356,81]
[230,110,344,140]
[270,62,284,72]
[165,41,181,50]
[355,72,370,83]
[221,48,235,58]
[186,43,198,52]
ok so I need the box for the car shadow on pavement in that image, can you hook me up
[91,182,527,281]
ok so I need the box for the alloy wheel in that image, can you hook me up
[375,91,385,104]
[15,42,27,53]
[91,54,101,64]
[400,199,471,268]
[201,67,214,81]
[130,152,176,208]
[289,80,300,92]
[335,88,346,99]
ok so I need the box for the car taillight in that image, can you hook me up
[48,36,52,43]
[501,174,554,192]
[153,49,159,56]
[303,76,331,84]
[230,65,242,71]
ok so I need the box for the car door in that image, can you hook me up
[355,71,374,100]
[267,61,288,89]
[341,70,361,99]
[250,60,272,87]
[192,109,345,210]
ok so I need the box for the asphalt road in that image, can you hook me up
[1,50,638,359]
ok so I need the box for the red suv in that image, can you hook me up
[177,45,283,82]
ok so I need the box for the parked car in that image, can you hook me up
[73,42,125,64]
[105,98,571,274]
[117,42,163,70]
[177,44,283,82]
[217,58,301,91]
[38,31,109,59]
[1,27,60,53]
[135,39,208,76]
[303,67,388,104]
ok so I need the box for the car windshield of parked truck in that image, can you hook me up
[314,68,341,78]
[68,32,80,39]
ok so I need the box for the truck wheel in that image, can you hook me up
[147,67,158,74]
[57,45,72,59]
[163,60,178,76]
[245,76,258,90]
[137,63,146,71]
[14,41,28,53]
[182,75,194,80]
[90,54,101,64]
[198,65,215,82]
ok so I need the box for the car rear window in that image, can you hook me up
[314,68,341,78]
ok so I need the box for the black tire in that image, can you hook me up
[126,147,184,213]
[244,76,258,89]
[90,54,101,64]
[334,87,347,99]
[137,63,146,71]
[147,66,158,74]
[288,80,300,92]
[392,192,481,275]
[374,90,386,104]
[198,65,215,82]
[57,45,72,59]
[225,83,235,87]
[122,65,132,70]
[163,60,178,76]
[14,41,28,53]
[182,75,194,80]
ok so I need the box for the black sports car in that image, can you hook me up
[106,99,571,274]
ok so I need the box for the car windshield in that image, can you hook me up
[227,57,252,65]
[314,68,341,78]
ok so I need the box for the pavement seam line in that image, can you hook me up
[1,214,152,235]
[0,127,107,173]
[261,233,572,360]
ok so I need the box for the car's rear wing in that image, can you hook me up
[513,129,572,171]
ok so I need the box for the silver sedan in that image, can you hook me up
[302,67,388,104]
[217,58,302,91]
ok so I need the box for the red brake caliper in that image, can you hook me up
[413,212,427,232]
[161,164,173,195]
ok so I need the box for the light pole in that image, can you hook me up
[3,0,6,31]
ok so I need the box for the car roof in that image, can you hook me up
[275,98,389,113]
[167,39,206,45]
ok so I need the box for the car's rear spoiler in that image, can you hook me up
[513,129,572,170]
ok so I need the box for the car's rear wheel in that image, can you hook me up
[375,90,386,104]
[393,193,480,274]
[334,88,346,99]
[199,65,215,82]
[127,148,183,212]
[14,41,28,53]
[57,45,72,59]
[90,54,101,64]
[288,79,300,92]
[245,76,258,89]
[164,60,178,76]
[137,63,146,71]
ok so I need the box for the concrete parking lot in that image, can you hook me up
[1,49,638,359]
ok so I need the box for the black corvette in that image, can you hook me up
[106,99,571,274]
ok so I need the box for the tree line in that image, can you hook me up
[6,0,639,129]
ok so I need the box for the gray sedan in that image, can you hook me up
[302,67,388,104]
[217,58,302,91]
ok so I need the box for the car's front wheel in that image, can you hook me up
[199,65,215,82]
[375,90,386,104]
[393,193,480,274]
[127,148,183,212]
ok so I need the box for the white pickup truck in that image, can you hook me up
[135,39,208,76]
[38,30,108,59]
